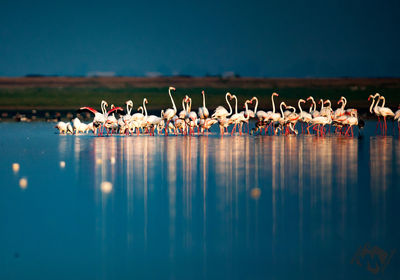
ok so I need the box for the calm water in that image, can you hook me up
[0,122,399,280]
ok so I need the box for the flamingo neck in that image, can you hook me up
[244,102,250,120]
[253,97,258,114]
[280,103,285,118]
[143,99,148,117]
[272,94,276,113]
[374,97,380,110]
[188,99,192,112]
[298,101,303,114]
[381,97,386,107]
[182,98,186,111]
[169,88,177,113]
[369,98,375,113]
[233,96,238,114]
[226,93,232,115]
[320,99,324,111]
[326,100,331,108]
[101,102,106,115]
[202,92,206,108]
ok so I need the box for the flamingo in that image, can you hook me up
[72,118,88,134]
[298,99,312,134]
[105,104,119,135]
[321,100,332,117]
[198,90,210,119]
[307,96,320,118]
[266,92,281,134]
[212,92,233,135]
[377,96,395,135]
[285,106,300,135]
[230,99,252,136]
[186,97,198,135]
[368,93,382,133]
[163,87,177,135]
[212,92,233,119]
[178,95,189,119]
[333,97,346,119]
[55,121,68,134]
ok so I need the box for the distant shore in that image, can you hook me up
[0,77,399,121]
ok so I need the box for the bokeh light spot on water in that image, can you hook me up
[12,163,20,173]
[59,161,66,168]
[19,177,28,189]
[96,159,102,165]
[251,188,261,199]
[110,157,116,164]
[101,181,112,194]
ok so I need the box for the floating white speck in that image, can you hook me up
[19,177,28,189]
[101,181,112,194]
[12,163,20,173]
[110,157,116,164]
[60,161,66,168]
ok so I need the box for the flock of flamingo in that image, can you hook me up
[54,87,400,137]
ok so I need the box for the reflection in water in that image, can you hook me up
[58,134,398,279]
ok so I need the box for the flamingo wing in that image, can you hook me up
[80,107,98,115]
[108,107,124,115]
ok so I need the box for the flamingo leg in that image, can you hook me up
[231,124,236,136]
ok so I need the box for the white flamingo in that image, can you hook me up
[163,87,177,135]
[377,96,395,135]
[198,90,210,119]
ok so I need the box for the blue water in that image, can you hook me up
[0,122,399,280]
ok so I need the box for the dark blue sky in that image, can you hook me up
[0,0,399,77]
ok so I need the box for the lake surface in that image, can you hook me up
[0,122,399,280]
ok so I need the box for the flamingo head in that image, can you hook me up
[126,100,133,106]
[226,92,232,98]
[169,86,176,91]
[251,97,257,102]
[338,99,344,104]
[111,104,115,109]
[272,92,279,97]
[299,99,305,103]
[307,96,313,101]
[323,100,330,105]
[201,90,205,95]
[144,98,148,104]
[367,95,373,101]
[137,106,143,111]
